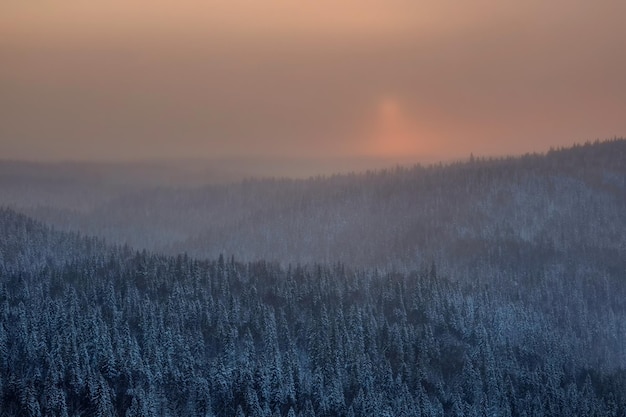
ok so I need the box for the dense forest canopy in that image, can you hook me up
[1,139,625,416]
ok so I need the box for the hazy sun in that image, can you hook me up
[366,97,422,158]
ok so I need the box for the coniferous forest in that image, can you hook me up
[1,140,626,416]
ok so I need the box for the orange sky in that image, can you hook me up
[1,0,625,162]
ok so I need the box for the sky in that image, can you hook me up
[1,0,625,163]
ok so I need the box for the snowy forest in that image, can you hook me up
[1,139,626,416]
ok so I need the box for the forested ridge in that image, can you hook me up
[8,139,626,274]
[1,140,626,416]
[1,207,625,416]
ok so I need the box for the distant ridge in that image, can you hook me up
[1,138,625,272]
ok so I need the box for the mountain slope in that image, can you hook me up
[11,140,625,279]
[0,208,625,416]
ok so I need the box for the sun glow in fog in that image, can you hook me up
[365,97,426,158]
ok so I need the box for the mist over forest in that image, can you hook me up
[1,139,626,416]
[3,140,625,272]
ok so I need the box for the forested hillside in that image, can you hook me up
[1,208,625,416]
[8,140,626,275]
[2,140,626,416]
